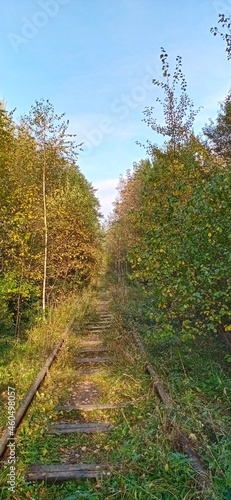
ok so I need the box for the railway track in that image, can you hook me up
[25,302,116,483]
[0,296,212,498]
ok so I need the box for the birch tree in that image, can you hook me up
[21,99,81,317]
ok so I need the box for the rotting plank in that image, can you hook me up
[87,326,109,331]
[85,331,109,336]
[85,330,108,334]
[47,422,113,434]
[57,402,133,411]
[98,321,111,324]
[79,347,111,353]
[26,463,108,482]
[98,314,112,317]
[146,363,174,407]
[75,357,112,364]
[98,318,112,322]
[96,325,111,328]
[132,330,174,407]
[80,340,103,346]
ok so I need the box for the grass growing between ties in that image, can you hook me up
[0,290,223,500]
[0,291,97,492]
[0,288,97,432]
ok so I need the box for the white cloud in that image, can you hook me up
[93,178,119,218]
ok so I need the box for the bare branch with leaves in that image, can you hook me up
[137,48,202,158]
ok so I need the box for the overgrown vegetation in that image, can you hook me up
[109,285,231,499]
[107,46,231,348]
[105,22,231,498]
[0,12,231,500]
[0,99,101,336]
[0,289,97,433]
[1,302,220,500]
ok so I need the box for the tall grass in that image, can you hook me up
[0,288,97,431]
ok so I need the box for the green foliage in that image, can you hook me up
[107,130,231,344]
[203,90,231,160]
[0,100,102,336]
[0,273,40,336]
[107,48,230,347]
[105,42,231,498]
[137,47,201,158]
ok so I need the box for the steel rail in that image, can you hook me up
[131,327,211,491]
[0,317,75,460]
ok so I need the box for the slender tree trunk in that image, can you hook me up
[42,160,47,318]
[15,293,21,340]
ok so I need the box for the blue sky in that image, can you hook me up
[1,0,231,217]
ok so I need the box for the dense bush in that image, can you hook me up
[107,149,231,345]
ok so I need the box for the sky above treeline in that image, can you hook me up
[1,0,231,217]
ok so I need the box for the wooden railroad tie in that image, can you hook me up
[98,318,112,321]
[97,321,111,325]
[78,347,111,354]
[26,463,109,482]
[96,323,111,327]
[47,422,113,434]
[75,357,112,364]
[85,330,108,335]
[57,402,133,411]
[85,331,109,336]
[87,326,109,331]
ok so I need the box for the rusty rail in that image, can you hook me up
[0,318,75,460]
[131,328,211,491]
